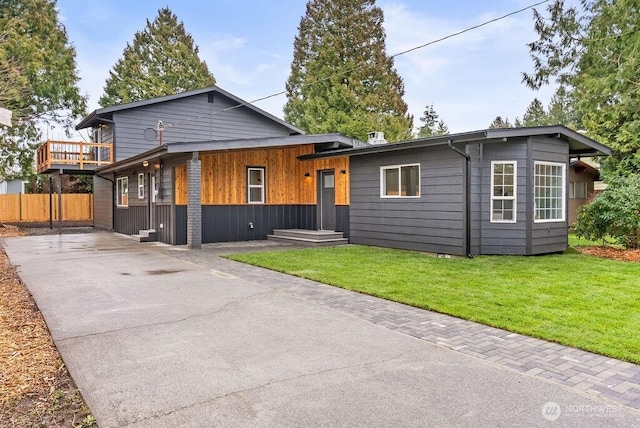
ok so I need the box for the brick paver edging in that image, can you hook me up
[212,256,640,410]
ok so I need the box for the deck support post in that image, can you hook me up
[57,169,63,234]
[186,152,201,249]
[49,176,53,229]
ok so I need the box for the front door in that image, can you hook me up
[318,170,335,230]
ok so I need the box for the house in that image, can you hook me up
[64,86,365,247]
[0,179,26,194]
[568,159,601,225]
[301,126,611,256]
[36,85,612,255]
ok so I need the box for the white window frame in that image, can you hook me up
[534,161,566,223]
[247,167,265,204]
[380,164,421,198]
[490,161,517,223]
[117,176,128,207]
[138,173,144,199]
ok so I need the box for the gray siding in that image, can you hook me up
[530,137,569,254]
[350,146,465,255]
[93,175,113,230]
[113,92,294,161]
[475,139,529,255]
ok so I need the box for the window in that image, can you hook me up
[247,167,265,204]
[117,177,128,207]
[491,161,517,222]
[569,182,588,199]
[381,164,420,198]
[534,162,566,222]
[138,173,144,199]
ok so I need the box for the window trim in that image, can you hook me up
[569,181,588,199]
[117,176,128,207]
[380,163,421,198]
[534,161,566,223]
[490,161,517,223]
[137,173,144,199]
[247,167,265,204]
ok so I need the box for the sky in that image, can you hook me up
[54,0,559,141]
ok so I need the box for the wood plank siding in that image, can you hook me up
[174,144,349,206]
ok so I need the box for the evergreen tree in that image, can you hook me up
[0,0,86,179]
[522,98,549,127]
[488,116,513,129]
[417,104,448,137]
[547,86,579,129]
[524,0,640,177]
[284,0,412,142]
[100,8,215,107]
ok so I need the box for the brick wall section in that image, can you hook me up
[186,155,202,249]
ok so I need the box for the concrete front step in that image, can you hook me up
[268,229,348,246]
[271,229,344,241]
[267,235,349,246]
[132,229,157,243]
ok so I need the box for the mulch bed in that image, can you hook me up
[0,224,95,427]
[575,246,640,263]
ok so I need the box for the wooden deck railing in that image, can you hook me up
[36,140,113,173]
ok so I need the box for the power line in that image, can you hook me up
[165,0,550,130]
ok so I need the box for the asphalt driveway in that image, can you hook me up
[3,232,640,427]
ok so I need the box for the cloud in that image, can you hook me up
[381,1,553,132]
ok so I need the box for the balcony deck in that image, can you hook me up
[37,140,113,174]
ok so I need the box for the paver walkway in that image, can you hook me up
[191,242,640,410]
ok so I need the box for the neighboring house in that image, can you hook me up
[568,159,600,225]
[63,86,364,247]
[0,179,26,194]
[302,126,611,256]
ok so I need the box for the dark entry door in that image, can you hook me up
[318,170,335,230]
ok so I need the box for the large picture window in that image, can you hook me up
[247,167,265,204]
[491,161,517,222]
[534,161,566,222]
[117,177,128,207]
[381,164,420,198]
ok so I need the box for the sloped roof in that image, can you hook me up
[299,125,612,160]
[76,85,304,135]
[96,133,364,174]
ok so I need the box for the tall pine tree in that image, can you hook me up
[521,98,549,126]
[524,0,640,176]
[100,8,215,107]
[0,0,86,179]
[284,0,412,142]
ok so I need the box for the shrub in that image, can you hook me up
[574,174,640,249]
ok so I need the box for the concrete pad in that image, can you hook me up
[3,232,640,427]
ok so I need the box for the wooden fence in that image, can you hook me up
[0,194,93,222]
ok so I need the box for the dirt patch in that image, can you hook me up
[575,246,640,263]
[0,224,95,427]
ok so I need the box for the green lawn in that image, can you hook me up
[226,244,640,363]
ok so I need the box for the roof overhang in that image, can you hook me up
[96,134,365,174]
[299,126,612,160]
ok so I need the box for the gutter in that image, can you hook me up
[447,140,474,259]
